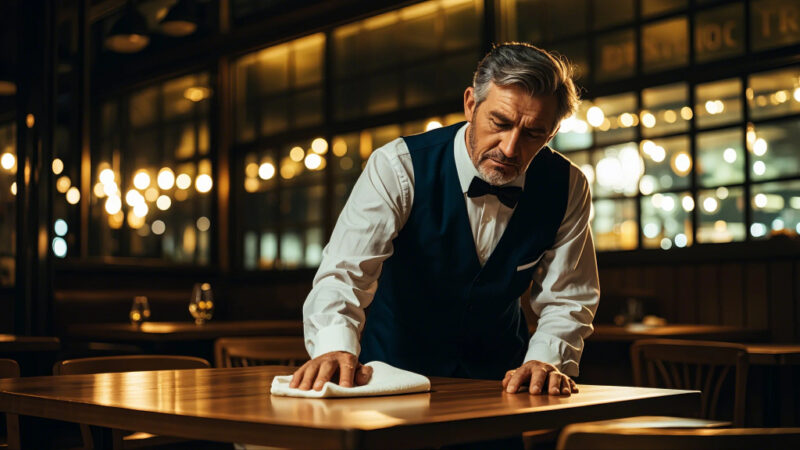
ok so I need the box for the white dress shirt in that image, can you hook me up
[302,123,600,376]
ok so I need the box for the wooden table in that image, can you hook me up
[741,344,800,426]
[587,324,769,342]
[742,344,800,366]
[0,366,699,449]
[66,321,303,362]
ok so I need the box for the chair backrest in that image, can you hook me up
[631,339,749,426]
[0,359,20,378]
[214,336,308,368]
[557,426,800,450]
[53,355,210,375]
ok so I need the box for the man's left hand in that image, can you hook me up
[502,360,578,395]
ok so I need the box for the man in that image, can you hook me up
[292,43,599,397]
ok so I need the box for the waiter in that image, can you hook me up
[292,42,599,397]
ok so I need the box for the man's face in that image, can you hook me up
[463,83,561,185]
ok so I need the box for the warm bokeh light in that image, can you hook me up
[125,189,144,207]
[133,171,151,190]
[619,113,635,127]
[157,168,175,189]
[290,146,305,162]
[586,106,604,127]
[311,138,329,154]
[176,173,192,189]
[753,193,767,209]
[332,138,348,157]
[94,182,106,198]
[56,176,71,193]
[425,120,443,131]
[682,195,695,212]
[680,106,693,120]
[151,220,166,235]
[99,168,115,185]
[723,147,737,163]
[103,182,118,197]
[663,109,677,123]
[184,86,210,102]
[1,152,15,170]
[245,162,259,178]
[196,216,211,231]
[127,211,145,229]
[702,197,719,213]
[753,161,766,175]
[672,152,692,175]
[244,178,260,193]
[10,181,17,195]
[144,187,159,202]
[753,138,768,156]
[640,111,656,128]
[108,210,124,229]
[52,158,64,175]
[304,153,322,170]
[258,162,275,180]
[195,174,213,193]
[105,195,122,215]
[156,195,171,210]
[133,202,148,218]
[25,114,35,128]
[66,187,81,205]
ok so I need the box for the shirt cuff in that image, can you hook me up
[524,335,581,377]
[311,325,361,359]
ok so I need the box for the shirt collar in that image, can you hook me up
[454,123,526,194]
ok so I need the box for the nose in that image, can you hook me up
[499,128,521,159]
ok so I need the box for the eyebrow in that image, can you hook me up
[489,111,548,134]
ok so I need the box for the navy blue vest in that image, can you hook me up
[359,122,571,380]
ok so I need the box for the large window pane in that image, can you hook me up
[696,78,743,128]
[639,135,691,194]
[592,198,638,250]
[592,0,633,30]
[695,3,745,63]
[643,18,689,73]
[553,101,592,151]
[696,186,746,243]
[749,119,800,181]
[92,73,213,263]
[642,0,686,17]
[697,128,745,187]
[642,83,690,137]
[641,192,693,249]
[593,142,641,197]
[748,66,800,120]
[751,0,800,51]
[594,93,637,145]
[751,180,800,239]
[595,29,635,81]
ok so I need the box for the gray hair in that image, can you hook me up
[472,42,579,125]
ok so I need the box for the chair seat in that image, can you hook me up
[567,416,730,429]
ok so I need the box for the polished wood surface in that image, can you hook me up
[0,366,700,449]
[66,320,303,342]
[0,335,60,352]
[53,355,210,375]
[742,344,800,365]
[587,324,768,342]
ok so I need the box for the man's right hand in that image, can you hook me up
[289,351,373,391]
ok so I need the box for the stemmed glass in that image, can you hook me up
[189,283,214,325]
[130,296,151,326]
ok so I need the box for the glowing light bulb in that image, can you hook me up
[311,138,329,154]
[258,162,275,180]
[133,171,151,190]
[66,187,80,204]
[157,168,175,190]
[176,173,192,189]
[105,196,122,214]
[156,195,172,210]
[586,106,604,127]
[195,174,213,193]
[304,153,322,170]
[0,152,15,170]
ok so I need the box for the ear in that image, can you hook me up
[464,87,476,123]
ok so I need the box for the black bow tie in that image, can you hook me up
[467,177,522,208]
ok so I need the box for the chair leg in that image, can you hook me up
[6,414,20,450]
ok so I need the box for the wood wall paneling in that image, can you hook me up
[719,263,745,327]
[769,261,794,342]
[676,266,697,323]
[745,262,770,331]
[697,264,720,324]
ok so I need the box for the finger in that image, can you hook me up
[337,357,356,388]
[548,371,562,395]
[502,370,516,389]
[560,376,571,396]
[355,364,373,386]
[506,367,529,394]
[529,367,549,395]
[299,362,319,391]
[313,360,337,391]
[569,378,579,393]
[289,365,305,388]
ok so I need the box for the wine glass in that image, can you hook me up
[130,296,151,326]
[189,283,214,325]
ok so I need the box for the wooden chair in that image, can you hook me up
[53,355,210,450]
[214,336,308,368]
[557,425,800,450]
[631,339,749,426]
[0,359,20,450]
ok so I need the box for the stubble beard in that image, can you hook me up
[467,125,519,186]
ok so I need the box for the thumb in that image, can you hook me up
[355,364,373,386]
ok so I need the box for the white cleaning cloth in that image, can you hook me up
[270,361,431,398]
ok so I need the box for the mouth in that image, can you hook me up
[484,157,519,170]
